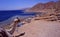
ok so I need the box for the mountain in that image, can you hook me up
[25,1,60,21]
[25,1,60,13]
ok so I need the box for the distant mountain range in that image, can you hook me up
[25,1,60,13]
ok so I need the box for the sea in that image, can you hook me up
[0,10,36,22]
[0,10,40,27]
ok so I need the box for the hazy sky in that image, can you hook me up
[0,0,58,10]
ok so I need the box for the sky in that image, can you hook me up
[0,0,58,10]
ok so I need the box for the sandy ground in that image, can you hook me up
[13,20,60,37]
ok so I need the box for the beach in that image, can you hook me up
[13,19,60,37]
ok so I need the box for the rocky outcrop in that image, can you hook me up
[0,27,13,37]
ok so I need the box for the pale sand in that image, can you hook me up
[13,20,60,37]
